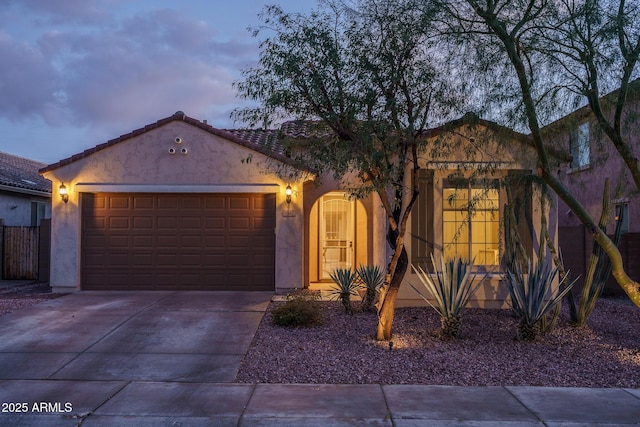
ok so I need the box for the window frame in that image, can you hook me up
[569,122,590,170]
[442,178,501,268]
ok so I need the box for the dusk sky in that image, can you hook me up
[0,0,316,164]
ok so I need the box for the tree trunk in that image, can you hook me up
[376,245,409,340]
[472,5,640,308]
[376,287,399,340]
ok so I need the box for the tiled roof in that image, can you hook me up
[0,151,51,194]
[39,111,570,175]
[224,128,285,156]
[40,111,297,173]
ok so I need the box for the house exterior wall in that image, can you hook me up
[551,101,640,232]
[548,96,640,294]
[42,121,303,292]
[399,125,558,309]
[0,190,51,226]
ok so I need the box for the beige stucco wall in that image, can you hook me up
[42,121,304,292]
[397,125,558,309]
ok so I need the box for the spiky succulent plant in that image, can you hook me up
[328,268,360,314]
[356,264,385,312]
[410,255,485,339]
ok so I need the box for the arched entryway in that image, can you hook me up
[306,191,371,289]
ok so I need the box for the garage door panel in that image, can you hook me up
[229,197,250,210]
[84,216,106,230]
[82,193,275,291]
[204,253,226,265]
[230,217,250,229]
[229,235,249,247]
[251,235,275,247]
[180,235,203,247]
[133,196,154,209]
[156,254,178,266]
[157,217,178,229]
[108,235,130,248]
[133,217,154,228]
[157,236,178,247]
[157,196,179,209]
[131,253,153,266]
[109,196,130,209]
[206,217,225,229]
[252,254,274,267]
[108,217,130,229]
[133,235,153,247]
[205,236,226,247]
[84,234,107,248]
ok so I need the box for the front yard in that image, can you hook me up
[236,298,640,387]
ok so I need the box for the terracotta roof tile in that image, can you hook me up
[0,151,51,194]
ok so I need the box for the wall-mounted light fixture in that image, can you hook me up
[285,184,293,204]
[59,182,69,203]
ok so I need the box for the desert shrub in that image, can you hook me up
[503,258,575,341]
[356,264,385,312]
[328,268,361,314]
[271,289,323,327]
[410,255,485,339]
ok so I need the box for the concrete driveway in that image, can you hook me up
[1,291,640,426]
[0,291,271,383]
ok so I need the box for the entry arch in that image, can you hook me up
[306,189,372,287]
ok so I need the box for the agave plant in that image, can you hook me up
[503,258,575,341]
[328,268,360,314]
[356,264,385,312]
[410,255,485,339]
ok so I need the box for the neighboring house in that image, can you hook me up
[40,111,562,308]
[0,151,52,281]
[544,79,640,294]
[0,151,51,226]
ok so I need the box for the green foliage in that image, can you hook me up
[356,264,385,312]
[410,255,485,339]
[271,289,323,327]
[328,268,361,314]
[572,190,625,325]
[503,258,576,341]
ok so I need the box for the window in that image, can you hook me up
[443,183,500,265]
[31,201,46,226]
[569,123,590,169]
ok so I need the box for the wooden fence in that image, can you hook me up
[2,226,40,280]
[558,226,640,297]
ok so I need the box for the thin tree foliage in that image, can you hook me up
[233,0,463,340]
[438,0,640,306]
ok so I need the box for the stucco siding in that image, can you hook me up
[43,121,303,292]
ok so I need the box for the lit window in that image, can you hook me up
[570,123,590,169]
[443,184,500,265]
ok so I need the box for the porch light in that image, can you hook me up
[285,184,293,204]
[59,182,69,203]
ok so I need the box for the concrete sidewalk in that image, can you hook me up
[0,382,638,425]
[0,291,638,425]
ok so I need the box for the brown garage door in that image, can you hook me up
[81,193,275,291]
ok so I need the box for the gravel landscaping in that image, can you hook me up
[2,283,638,387]
[236,297,640,387]
[0,282,65,317]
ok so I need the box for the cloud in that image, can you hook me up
[0,3,259,133]
[0,32,66,124]
[4,0,125,25]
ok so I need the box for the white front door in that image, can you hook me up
[319,192,354,279]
